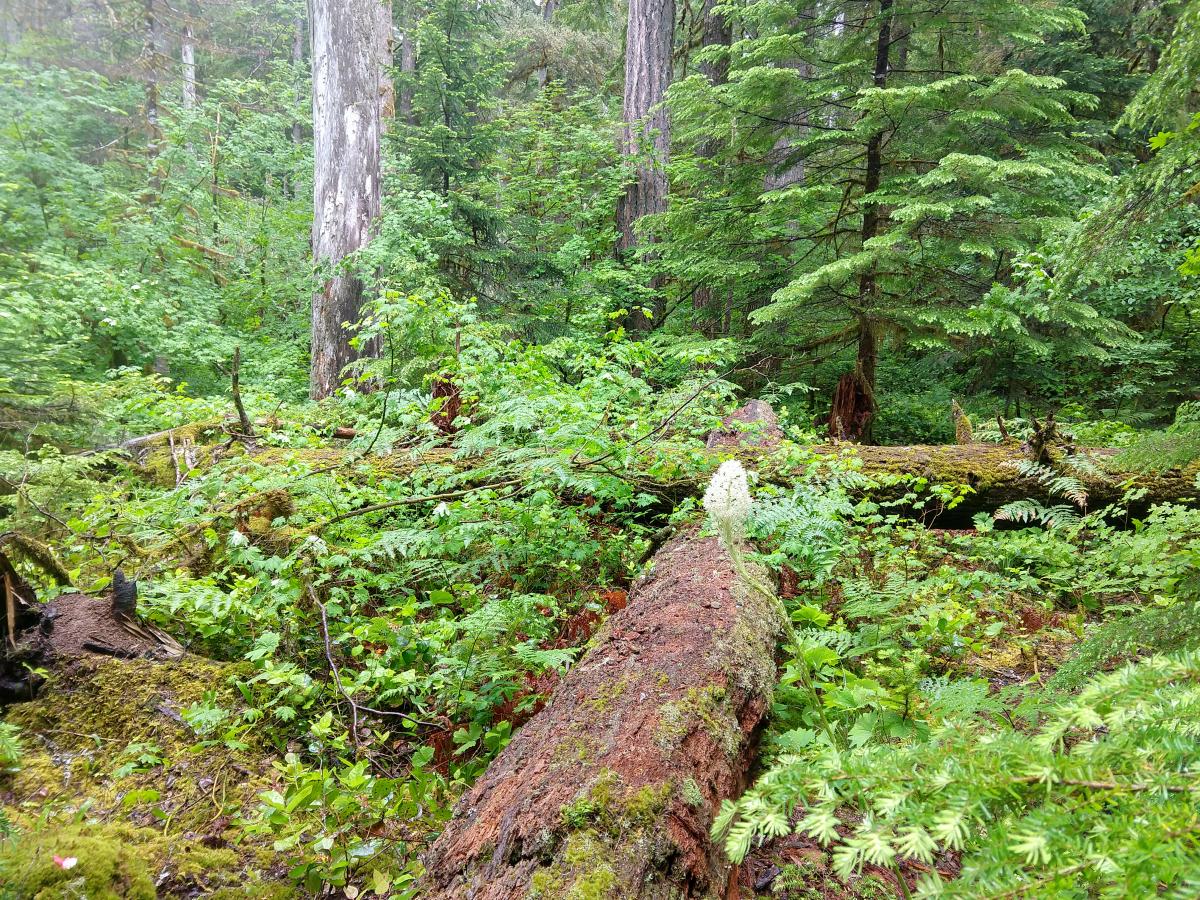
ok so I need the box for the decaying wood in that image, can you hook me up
[422,526,784,898]
[952,400,973,444]
[115,403,1199,527]
[706,398,784,451]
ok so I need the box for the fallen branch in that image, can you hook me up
[170,234,235,261]
[318,478,523,528]
[309,584,441,743]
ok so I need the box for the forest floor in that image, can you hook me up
[1,400,1197,899]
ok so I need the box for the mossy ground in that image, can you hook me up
[1,656,293,898]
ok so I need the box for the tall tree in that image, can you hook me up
[616,0,674,332]
[690,0,732,335]
[291,15,305,145]
[309,0,392,400]
[181,0,198,111]
[397,1,416,124]
[668,0,1106,440]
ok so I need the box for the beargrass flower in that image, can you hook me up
[704,460,753,550]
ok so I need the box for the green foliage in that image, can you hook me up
[1114,422,1200,472]
[4,0,1200,896]
[0,724,21,775]
[722,651,1200,896]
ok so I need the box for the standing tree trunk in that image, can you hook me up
[829,0,890,443]
[397,3,416,123]
[535,0,558,88]
[142,0,162,191]
[692,0,730,337]
[309,0,390,401]
[181,2,197,111]
[616,0,674,333]
[291,16,305,146]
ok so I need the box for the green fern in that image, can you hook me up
[1113,423,1200,474]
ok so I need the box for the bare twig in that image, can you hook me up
[309,584,441,755]
[311,584,360,752]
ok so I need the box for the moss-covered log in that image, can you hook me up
[422,526,785,899]
[118,402,1198,525]
[766,442,1199,523]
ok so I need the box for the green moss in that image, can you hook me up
[0,823,155,900]
[206,884,298,900]
[2,657,288,896]
[5,656,264,833]
[0,819,295,900]
[654,683,740,755]
[559,770,672,842]
[622,782,671,828]
[680,778,703,808]
[528,831,617,900]
[529,868,565,897]
[718,571,785,700]
[551,731,595,768]
[584,675,631,715]
[562,833,616,899]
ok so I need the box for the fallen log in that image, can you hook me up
[422,525,785,899]
[109,402,1198,523]
[777,442,1199,523]
[692,401,1198,522]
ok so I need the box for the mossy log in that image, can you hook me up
[117,402,1197,525]
[777,442,1199,522]
[422,526,785,899]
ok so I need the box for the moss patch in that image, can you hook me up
[527,831,617,900]
[2,656,291,897]
[0,822,155,900]
[655,683,741,755]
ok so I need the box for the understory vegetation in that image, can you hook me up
[2,0,1200,897]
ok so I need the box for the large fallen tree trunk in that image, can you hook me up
[115,404,1197,531]
[696,401,1199,523]
[756,442,1198,524]
[422,525,785,898]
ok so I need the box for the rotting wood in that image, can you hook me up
[112,402,1199,526]
[421,525,784,899]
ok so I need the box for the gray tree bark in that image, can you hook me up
[397,0,416,124]
[534,0,558,88]
[616,0,674,333]
[181,3,197,110]
[309,0,390,400]
[142,0,162,161]
[291,16,305,145]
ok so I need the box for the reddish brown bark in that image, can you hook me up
[422,526,784,898]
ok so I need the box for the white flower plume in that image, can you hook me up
[704,460,752,540]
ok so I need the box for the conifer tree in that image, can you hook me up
[668,0,1106,439]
